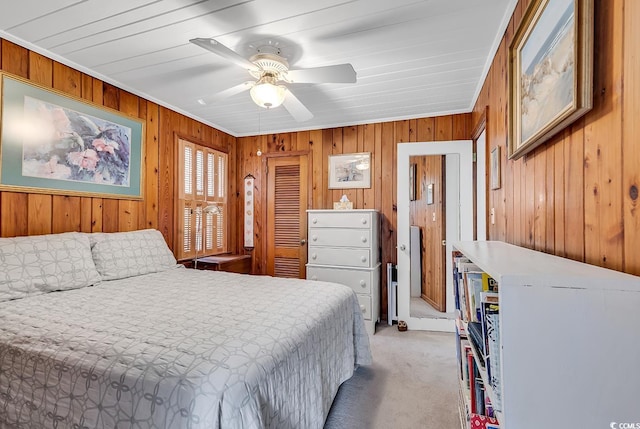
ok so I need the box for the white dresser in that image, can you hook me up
[306,209,380,335]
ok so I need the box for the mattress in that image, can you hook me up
[0,267,371,429]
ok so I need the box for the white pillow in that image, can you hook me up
[0,232,101,302]
[89,229,178,280]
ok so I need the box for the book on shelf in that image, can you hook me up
[467,321,485,364]
[466,271,484,322]
[482,299,501,413]
[467,349,476,413]
[461,341,472,389]
[474,376,485,416]
[455,260,480,322]
[470,414,500,428]
[482,272,498,293]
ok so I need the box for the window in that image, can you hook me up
[176,138,228,260]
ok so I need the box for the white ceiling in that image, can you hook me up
[0,0,517,137]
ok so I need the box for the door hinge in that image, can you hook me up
[472,153,477,162]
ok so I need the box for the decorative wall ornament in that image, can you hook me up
[244,174,255,248]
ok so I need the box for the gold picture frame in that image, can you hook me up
[0,73,145,199]
[508,0,593,159]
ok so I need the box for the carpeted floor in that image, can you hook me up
[324,324,460,429]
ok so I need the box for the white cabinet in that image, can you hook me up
[306,209,380,335]
[453,241,640,429]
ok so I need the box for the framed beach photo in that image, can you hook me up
[0,73,144,199]
[508,0,593,159]
[328,152,371,189]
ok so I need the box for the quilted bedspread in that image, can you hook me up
[0,267,371,429]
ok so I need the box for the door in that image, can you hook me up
[266,154,309,278]
[397,141,474,331]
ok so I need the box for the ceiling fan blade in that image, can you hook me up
[190,38,259,72]
[282,89,313,122]
[286,64,356,84]
[196,81,254,105]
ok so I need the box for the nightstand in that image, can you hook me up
[190,254,252,274]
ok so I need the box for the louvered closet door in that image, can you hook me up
[266,155,308,278]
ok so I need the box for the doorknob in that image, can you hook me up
[300,239,306,245]
[399,244,406,251]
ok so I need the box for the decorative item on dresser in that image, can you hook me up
[306,209,381,335]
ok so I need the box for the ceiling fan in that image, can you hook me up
[189,38,357,122]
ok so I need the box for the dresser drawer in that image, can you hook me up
[308,211,372,229]
[308,228,372,248]
[356,295,372,321]
[308,247,371,268]
[306,265,378,295]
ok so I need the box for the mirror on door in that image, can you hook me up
[396,141,476,331]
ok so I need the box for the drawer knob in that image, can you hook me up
[311,253,317,260]
[361,218,367,225]
[312,218,318,224]
[312,235,318,241]
[359,280,366,287]
[360,256,367,263]
[360,305,366,313]
[361,236,367,243]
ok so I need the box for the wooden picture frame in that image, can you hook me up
[490,146,501,190]
[328,152,371,189]
[0,73,144,199]
[508,0,593,159]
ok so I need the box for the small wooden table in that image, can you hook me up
[191,254,252,274]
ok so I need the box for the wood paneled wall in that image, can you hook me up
[236,115,470,318]
[0,39,238,254]
[473,0,640,276]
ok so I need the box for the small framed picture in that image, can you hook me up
[490,146,501,190]
[426,183,434,205]
[409,163,417,201]
[328,152,371,189]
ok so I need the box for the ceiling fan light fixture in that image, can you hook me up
[250,75,286,109]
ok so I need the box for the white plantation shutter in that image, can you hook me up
[184,146,193,196]
[218,154,225,198]
[176,138,228,260]
[196,149,204,197]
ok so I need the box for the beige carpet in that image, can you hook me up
[325,324,460,429]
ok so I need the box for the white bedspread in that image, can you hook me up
[0,267,371,429]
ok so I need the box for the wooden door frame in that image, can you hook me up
[471,106,489,241]
[261,150,313,275]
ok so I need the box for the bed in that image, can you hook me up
[0,229,371,429]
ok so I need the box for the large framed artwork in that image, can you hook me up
[328,152,371,189]
[0,73,144,199]
[508,0,593,159]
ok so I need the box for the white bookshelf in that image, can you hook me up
[454,241,640,429]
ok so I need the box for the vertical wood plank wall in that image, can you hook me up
[236,115,471,319]
[0,39,238,254]
[473,0,640,276]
